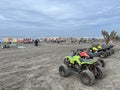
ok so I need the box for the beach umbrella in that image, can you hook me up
[12,38,20,43]
[4,38,12,43]
[12,38,17,43]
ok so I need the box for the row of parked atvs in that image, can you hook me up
[59,44,115,86]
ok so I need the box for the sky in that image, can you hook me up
[0,0,120,38]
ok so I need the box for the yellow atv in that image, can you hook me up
[88,46,108,58]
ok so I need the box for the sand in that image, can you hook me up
[0,42,120,90]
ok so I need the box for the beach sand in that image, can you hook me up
[0,42,120,90]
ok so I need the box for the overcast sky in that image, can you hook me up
[0,0,120,37]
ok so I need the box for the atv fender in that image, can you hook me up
[65,55,81,65]
[65,56,73,64]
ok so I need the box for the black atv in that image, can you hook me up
[105,45,115,55]
[88,48,109,58]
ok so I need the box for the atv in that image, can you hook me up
[102,44,115,55]
[88,47,109,58]
[59,55,105,86]
[88,44,115,58]
[96,44,112,56]
[72,49,105,67]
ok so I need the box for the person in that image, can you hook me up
[102,44,107,49]
[78,39,80,44]
[34,39,38,46]
[108,40,113,46]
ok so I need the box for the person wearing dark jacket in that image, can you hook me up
[35,39,38,46]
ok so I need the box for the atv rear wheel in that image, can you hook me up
[95,66,105,79]
[80,70,95,86]
[59,64,69,77]
[99,52,107,58]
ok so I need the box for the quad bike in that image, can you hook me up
[102,44,115,55]
[88,46,109,58]
[92,44,115,57]
[72,49,105,67]
[59,55,105,86]
[96,44,114,56]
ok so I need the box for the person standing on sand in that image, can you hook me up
[34,39,38,46]
[78,39,81,44]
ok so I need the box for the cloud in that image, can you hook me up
[0,0,120,37]
[0,15,6,20]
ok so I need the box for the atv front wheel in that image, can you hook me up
[99,52,107,58]
[111,49,115,54]
[59,64,69,77]
[98,59,105,67]
[106,50,111,56]
[95,66,105,79]
[80,70,95,86]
